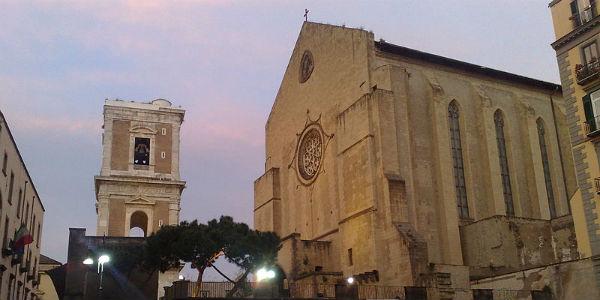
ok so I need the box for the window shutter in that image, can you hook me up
[583,93,595,132]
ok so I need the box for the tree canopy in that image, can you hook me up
[143,216,281,296]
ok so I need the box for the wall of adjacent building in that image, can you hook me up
[550,0,600,260]
[0,110,45,300]
[471,255,600,299]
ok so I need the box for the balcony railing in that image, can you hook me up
[576,60,600,85]
[584,115,600,136]
[595,177,600,195]
[571,6,597,29]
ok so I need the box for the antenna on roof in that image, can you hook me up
[304,9,309,22]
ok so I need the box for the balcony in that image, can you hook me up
[571,6,597,29]
[584,115,600,137]
[576,60,600,85]
[595,177,600,195]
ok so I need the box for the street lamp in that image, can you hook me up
[346,277,355,285]
[256,267,276,282]
[255,267,278,298]
[97,254,110,290]
[82,254,111,294]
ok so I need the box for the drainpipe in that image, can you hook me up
[550,86,571,214]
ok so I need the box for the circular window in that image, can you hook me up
[299,50,314,83]
[298,128,323,181]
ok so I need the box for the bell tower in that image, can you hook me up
[95,99,186,237]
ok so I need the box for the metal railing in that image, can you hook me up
[571,6,597,29]
[584,115,600,136]
[162,282,409,300]
[576,60,600,85]
[161,281,553,300]
[174,281,253,298]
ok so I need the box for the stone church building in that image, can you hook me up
[254,22,588,298]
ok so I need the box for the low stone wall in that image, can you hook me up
[460,215,577,279]
[471,256,600,300]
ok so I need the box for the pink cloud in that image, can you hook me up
[182,97,265,153]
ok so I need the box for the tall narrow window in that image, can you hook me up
[31,216,35,245]
[495,110,514,216]
[30,198,35,229]
[16,189,22,218]
[583,89,600,134]
[537,119,557,218]
[133,137,150,165]
[347,248,353,266]
[7,276,12,300]
[2,152,6,176]
[7,172,13,205]
[3,217,9,250]
[583,42,599,65]
[24,203,29,225]
[448,102,469,218]
[36,223,40,247]
[571,1,582,27]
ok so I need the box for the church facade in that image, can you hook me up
[255,22,583,298]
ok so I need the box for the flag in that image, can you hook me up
[13,224,33,255]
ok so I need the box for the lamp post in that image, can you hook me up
[255,267,277,298]
[82,254,110,297]
[97,255,110,291]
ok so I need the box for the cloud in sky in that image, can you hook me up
[0,1,559,276]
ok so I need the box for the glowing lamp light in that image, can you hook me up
[178,275,184,280]
[256,267,276,282]
[83,258,93,265]
[98,255,110,265]
[347,277,355,285]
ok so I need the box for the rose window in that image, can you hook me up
[298,129,323,180]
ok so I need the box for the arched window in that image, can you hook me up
[129,227,145,237]
[129,211,148,237]
[448,101,469,218]
[494,110,514,216]
[537,118,556,218]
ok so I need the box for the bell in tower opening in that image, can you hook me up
[134,137,150,165]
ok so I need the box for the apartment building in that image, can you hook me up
[0,110,45,299]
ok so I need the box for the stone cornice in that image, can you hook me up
[548,0,561,8]
[94,175,186,186]
[552,16,600,51]
[94,175,186,195]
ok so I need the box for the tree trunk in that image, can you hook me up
[194,267,206,297]
[225,269,251,298]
